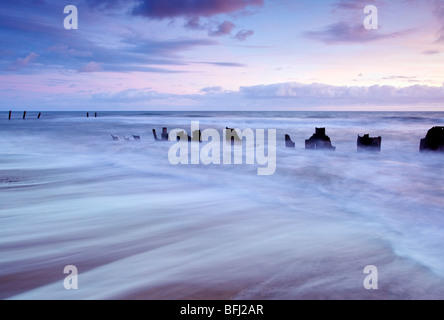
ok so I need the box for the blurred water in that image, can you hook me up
[1,111,444,300]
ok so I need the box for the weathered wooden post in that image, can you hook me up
[357,134,382,152]
[161,128,169,141]
[8,111,11,120]
[23,111,26,120]
[87,112,89,118]
[192,130,202,142]
[37,113,41,119]
[226,128,242,144]
[153,129,159,141]
[285,134,296,148]
[305,128,336,150]
[420,127,444,152]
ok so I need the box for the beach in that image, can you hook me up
[1,111,444,300]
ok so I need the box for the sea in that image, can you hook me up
[1,111,444,300]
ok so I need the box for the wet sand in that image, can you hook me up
[2,173,444,300]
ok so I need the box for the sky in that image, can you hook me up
[0,0,443,111]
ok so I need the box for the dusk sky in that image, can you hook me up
[1,0,444,111]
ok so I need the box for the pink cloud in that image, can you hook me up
[423,49,442,55]
[235,30,254,41]
[434,0,444,42]
[78,62,103,73]
[7,52,39,71]
[132,0,264,18]
[335,0,379,10]
[47,44,93,57]
[209,21,236,37]
[184,16,204,30]
[305,22,412,44]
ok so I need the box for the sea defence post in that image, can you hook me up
[305,128,336,150]
[358,134,382,152]
[153,127,172,141]
[420,127,444,152]
[285,134,296,148]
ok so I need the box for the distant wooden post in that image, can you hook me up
[37,113,41,119]
[153,129,159,141]
[95,112,97,118]
[161,128,169,141]
[285,134,296,148]
[23,111,26,120]
[8,111,11,120]
[87,112,89,118]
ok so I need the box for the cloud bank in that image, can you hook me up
[84,82,444,110]
[240,82,444,104]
